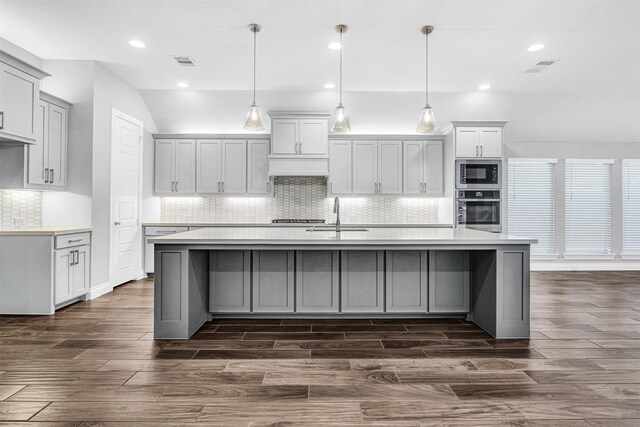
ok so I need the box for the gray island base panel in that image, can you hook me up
[151,227,535,339]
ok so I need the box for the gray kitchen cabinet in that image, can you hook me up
[443,121,507,159]
[0,53,48,144]
[271,116,328,155]
[352,140,402,195]
[329,140,352,194]
[428,250,470,313]
[385,250,428,313]
[154,139,196,194]
[196,139,246,194]
[252,250,295,312]
[247,139,270,194]
[340,250,384,312]
[295,251,339,313]
[144,226,189,274]
[403,140,443,196]
[209,251,251,313]
[54,233,91,306]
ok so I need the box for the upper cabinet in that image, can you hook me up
[443,121,507,159]
[0,52,50,144]
[353,140,402,195]
[403,140,444,196]
[154,136,270,196]
[0,92,69,190]
[329,140,352,194]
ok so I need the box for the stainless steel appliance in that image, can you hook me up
[456,190,502,233]
[456,159,502,189]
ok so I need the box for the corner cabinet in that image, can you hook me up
[0,52,49,144]
[0,92,69,190]
[154,136,270,196]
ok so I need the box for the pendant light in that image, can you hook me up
[244,23,264,131]
[332,24,351,133]
[417,25,437,133]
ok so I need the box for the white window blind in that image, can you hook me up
[622,160,640,254]
[508,159,556,256]
[565,160,612,255]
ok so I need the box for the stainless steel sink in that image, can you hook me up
[306,227,368,232]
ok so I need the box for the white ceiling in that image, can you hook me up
[1,0,639,93]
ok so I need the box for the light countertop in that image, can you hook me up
[150,226,536,246]
[143,222,453,228]
[0,228,92,236]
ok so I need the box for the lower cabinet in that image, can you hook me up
[385,250,428,313]
[340,251,384,312]
[209,251,251,313]
[54,244,90,306]
[252,250,295,312]
[428,250,470,313]
[295,251,339,313]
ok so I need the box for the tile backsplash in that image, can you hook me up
[0,190,42,229]
[161,177,440,224]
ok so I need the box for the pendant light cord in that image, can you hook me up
[425,30,429,107]
[253,29,257,105]
[339,29,343,106]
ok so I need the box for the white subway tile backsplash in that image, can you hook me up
[161,177,439,224]
[0,190,42,229]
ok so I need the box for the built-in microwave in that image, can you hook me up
[456,159,501,189]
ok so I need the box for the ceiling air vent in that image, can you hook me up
[525,60,558,73]
[172,56,195,66]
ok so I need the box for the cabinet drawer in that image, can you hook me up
[145,227,188,236]
[55,233,91,249]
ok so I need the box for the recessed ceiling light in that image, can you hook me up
[528,43,544,52]
[478,84,491,90]
[324,83,335,89]
[328,42,342,50]
[129,40,146,48]
[177,82,189,88]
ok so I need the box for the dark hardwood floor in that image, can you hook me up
[1,271,639,425]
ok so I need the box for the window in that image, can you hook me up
[622,160,640,255]
[565,160,613,256]
[508,159,556,256]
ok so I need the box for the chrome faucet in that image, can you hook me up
[333,196,341,233]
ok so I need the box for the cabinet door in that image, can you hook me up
[54,250,73,305]
[341,251,384,312]
[352,140,377,194]
[174,139,196,193]
[209,251,251,313]
[424,140,444,196]
[378,141,402,194]
[196,140,221,193]
[271,119,298,155]
[403,141,424,195]
[478,127,502,158]
[73,246,90,297]
[455,128,478,158]
[221,140,247,194]
[0,62,39,142]
[386,251,427,313]
[252,251,294,312]
[428,251,470,313]
[46,103,67,188]
[27,101,47,186]
[296,251,339,313]
[247,140,269,194]
[299,119,327,155]
[154,139,175,193]
[329,140,351,194]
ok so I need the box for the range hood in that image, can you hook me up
[268,156,329,177]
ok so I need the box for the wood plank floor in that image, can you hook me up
[1,270,639,425]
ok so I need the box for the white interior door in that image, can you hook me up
[111,110,143,287]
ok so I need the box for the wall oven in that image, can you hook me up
[456,190,502,233]
[456,159,501,189]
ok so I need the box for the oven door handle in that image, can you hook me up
[456,199,501,202]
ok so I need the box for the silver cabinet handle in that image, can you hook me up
[480,145,483,157]
[378,182,382,193]
[267,181,270,192]
[74,250,79,265]
[218,181,221,192]
[175,181,178,192]
[45,168,49,183]
[298,142,302,154]
[113,221,121,226]
[475,145,479,157]
[50,169,54,183]
[222,182,225,192]
[330,182,333,193]
[170,181,174,192]
[69,250,74,266]
[68,238,82,243]
[0,111,3,130]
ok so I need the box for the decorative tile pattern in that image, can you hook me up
[161,178,439,224]
[0,190,42,229]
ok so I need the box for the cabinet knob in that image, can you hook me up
[114,221,122,226]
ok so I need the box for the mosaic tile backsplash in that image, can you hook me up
[0,190,42,229]
[161,177,440,224]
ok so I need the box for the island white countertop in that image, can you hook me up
[150,226,536,246]
[143,222,453,228]
[0,228,92,236]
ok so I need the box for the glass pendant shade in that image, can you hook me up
[416,105,437,133]
[244,103,264,131]
[332,104,351,133]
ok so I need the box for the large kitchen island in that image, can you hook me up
[151,227,535,339]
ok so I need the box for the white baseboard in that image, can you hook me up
[87,282,114,299]
[532,262,640,271]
